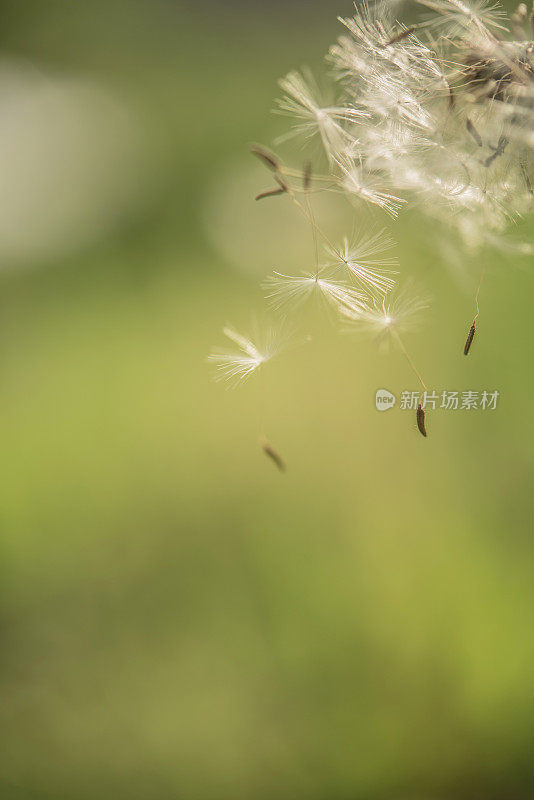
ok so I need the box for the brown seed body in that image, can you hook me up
[485,134,508,167]
[466,118,483,147]
[260,438,286,472]
[250,145,280,172]
[416,403,427,438]
[255,187,285,201]
[521,163,533,194]
[464,322,476,356]
[303,160,312,191]
[386,26,417,45]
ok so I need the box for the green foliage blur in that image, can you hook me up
[0,1,533,798]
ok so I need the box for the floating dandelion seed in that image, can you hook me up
[276,69,368,159]
[341,283,430,338]
[324,229,398,295]
[208,325,281,386]
[342,283,431,424]
[263,270,368,317]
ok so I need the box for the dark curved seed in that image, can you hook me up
[464,323,476,356]
[260,438,286,472]
[386,26,417,45]
[255,187,285,201]
[416,403,427,438]
[466,118,483,147]
[250,145,280,171]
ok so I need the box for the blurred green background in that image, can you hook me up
[0,1,533,798]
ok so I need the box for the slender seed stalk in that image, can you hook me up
[284,183,360,277]
[257,363,286,471]
[303,162,320,280]
[392,329,428,393]
[473,264,486,325]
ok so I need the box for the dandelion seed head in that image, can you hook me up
[268,0,534,251]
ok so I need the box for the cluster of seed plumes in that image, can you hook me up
[209,0,534,459]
